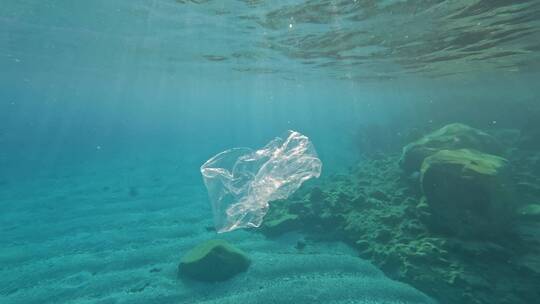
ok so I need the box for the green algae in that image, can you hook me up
[421,148,507,177]
[400,123,502,174]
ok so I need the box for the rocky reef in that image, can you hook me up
[259,123,540,304]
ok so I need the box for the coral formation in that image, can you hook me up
[259,123,540,304]
[178,239,250,282]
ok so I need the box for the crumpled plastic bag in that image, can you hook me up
[201,130,322,233]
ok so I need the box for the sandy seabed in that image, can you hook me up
[0,157,434,304]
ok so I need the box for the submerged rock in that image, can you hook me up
[420,149,512,238]
[178,239,250,282]
[400,123,501,174]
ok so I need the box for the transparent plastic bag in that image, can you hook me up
[201,131,322,233]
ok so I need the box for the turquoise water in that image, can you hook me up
[1,1,540,304]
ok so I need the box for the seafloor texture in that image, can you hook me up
[0,158,436,304]
[262,123,540,304]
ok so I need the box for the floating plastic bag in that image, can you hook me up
[201,131,322,233]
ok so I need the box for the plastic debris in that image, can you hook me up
[201,131,322,233]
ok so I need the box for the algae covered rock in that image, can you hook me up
[178,239,250,282]
[400,123,501,174]
[420,149,512,238]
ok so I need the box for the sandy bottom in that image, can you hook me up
[0,158,435,304]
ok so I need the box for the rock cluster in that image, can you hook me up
[259,123,540,304]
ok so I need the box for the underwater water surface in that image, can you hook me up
[1,1,540,304]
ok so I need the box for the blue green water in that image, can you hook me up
[1,1,540,303]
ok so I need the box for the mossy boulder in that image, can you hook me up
[420,149,513,238]
[178,239,250,282]
[400,123,501,174]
